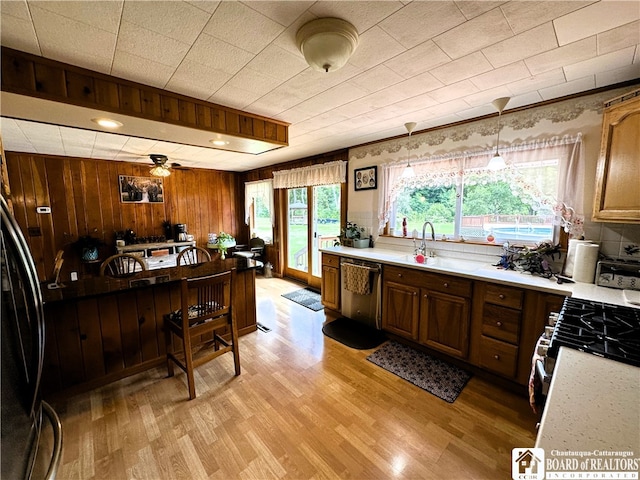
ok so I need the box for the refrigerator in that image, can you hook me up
[1,195,63,479]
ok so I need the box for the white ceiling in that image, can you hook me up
[1,0,639,172]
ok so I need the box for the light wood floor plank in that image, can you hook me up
[51,276,537,479]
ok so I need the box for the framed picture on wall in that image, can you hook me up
[119,175,164,203]
[354,166,377,191]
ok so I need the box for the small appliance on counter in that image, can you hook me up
[595,259,640,290]
[174,224,187,242]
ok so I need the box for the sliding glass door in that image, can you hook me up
[285,184,341,287]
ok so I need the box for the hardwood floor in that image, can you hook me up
[50,276,537,479]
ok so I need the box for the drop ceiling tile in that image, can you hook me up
[379,1,467,49]
[31,0,123,33]
[226,67,283,97]
[525,37,596,76]
[293,83,369,117]
[271,10,316,57]
[1,118,31,147]
[506,91,545,110]
[208,83,264,110]
[428,80,479,103]
[122,1,211,44]
[434,8,513,60]
[246,44,308,83]
[500,1,592,35]
[112,50,175,89]
[598,21,640,55]
[29,4,117,70]
[348,65,404,94]
[186,33,255,75]
[185,1,221,15]
[564,46,636,81]
[455,1,505,20]
[117,20,189,68]
[430,51,493,85]
[538,75,596,100]
[424,99,471,118]
[553,1,640,46]
[308,0,404,33]
[470,61,530,90]
[203,1,284,54]
[330,99,376,120]
[0,11,40,55]
[348,26,406,70]
[383,40,450,79]
[598,63,640,87]
[454,104,495,121]
[248,88,307,117]
[393,91,440,112]
[245,1,314,26]
[507,69,567,96]
[396,71,444,96]
[463,86,514,108]
[165,60,232,101]
[482,22,558,69]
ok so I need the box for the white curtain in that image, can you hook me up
[272,160,347,189]
[378,134,583,232]
[245,179,274,226]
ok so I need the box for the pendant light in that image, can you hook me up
[488,97,510,170]
[401,122,417,179]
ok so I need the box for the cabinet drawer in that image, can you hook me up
[484,283,523,309]
[481,303,521,344]
[422,272,472,298]
[479,336,518,378]
[384,265,424,286]
[322,253,340,268]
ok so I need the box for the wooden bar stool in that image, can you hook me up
[164,270,240,399]
[99,253,147,277]
[177,246,211,266]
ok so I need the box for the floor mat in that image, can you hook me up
[322,317,387,350]
[281,288,324,311]
[366,341,471,403]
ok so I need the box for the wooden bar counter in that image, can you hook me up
[40,257,259,397]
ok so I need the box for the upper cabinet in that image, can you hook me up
[592,90,640,223]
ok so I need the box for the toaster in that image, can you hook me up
[595,260,640,290]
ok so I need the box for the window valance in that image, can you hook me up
[272,160,346,189]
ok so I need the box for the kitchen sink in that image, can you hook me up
[395,254,487,272]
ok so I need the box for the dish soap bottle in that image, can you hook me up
[402,217,408,237]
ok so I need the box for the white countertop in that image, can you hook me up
[320,246,639,308]
[535,348,640,452]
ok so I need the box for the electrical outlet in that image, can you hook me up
[70,272,78,281]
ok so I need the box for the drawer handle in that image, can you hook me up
[499,294,505,299]
[494,354,500,360]
[496,321,503,327]
[443,282,449,288]
[397,273,402,278]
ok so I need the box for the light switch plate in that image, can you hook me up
[36,206,51,214]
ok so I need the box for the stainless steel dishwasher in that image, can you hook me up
[340,258,382,330]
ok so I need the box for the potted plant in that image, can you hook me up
[340,222,368,248]
[72,234,105,262]
[216,231,236,259]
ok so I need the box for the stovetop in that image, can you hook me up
[548,297,640,368]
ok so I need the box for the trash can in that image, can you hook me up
[264,262,273,278]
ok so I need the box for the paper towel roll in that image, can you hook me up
[572,243,600,283]
[563,239,594,277]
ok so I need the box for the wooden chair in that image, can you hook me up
[177,246,211,266]
[164,270,240,399]
[99,253,147,277]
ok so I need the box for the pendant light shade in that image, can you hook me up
[296,18,359,73]
[401,122,417,178]
[149,154,171,177]
[488,97,510,170]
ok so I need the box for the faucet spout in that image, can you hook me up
[420,221,435,255]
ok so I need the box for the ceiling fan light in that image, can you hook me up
[296,18,359,73]
[149,165,171,177]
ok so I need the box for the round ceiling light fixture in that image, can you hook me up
[210,139,229,146]
[91,117,123,129]
[296,18,359,73]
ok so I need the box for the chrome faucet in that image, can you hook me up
[419,221,436,257]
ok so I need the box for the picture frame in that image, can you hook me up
[119,175,164,203]
[354,166,377,191]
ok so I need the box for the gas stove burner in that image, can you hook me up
[548,297,640,367]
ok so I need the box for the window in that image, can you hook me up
[381,135,583,244]
[245,179,274,244]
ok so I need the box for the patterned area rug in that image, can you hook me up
[366,341,472,403]
[281,288,324,311]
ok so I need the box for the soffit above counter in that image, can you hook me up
[1,47,289,156]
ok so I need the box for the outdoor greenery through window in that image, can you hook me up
[383,135,582,245]
[245,180,273,244]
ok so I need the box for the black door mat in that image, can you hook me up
[366,341,472,403]
[322,317,387,350]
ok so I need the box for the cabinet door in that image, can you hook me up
[593,94,640,223]
[321,265,340,311]
[382,280,419,340]
[419,290,470,359]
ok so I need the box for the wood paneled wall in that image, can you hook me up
[6,152,243,281]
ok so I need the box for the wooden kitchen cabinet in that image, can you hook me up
[593,90,640,223]
[382,280,420,339]
[419,290,470,359]
[321,253,341,312]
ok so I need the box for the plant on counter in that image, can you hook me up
[71,234,105,262]
[216,231,236,259]
[336,221,365,246]
[495,241,562,278]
